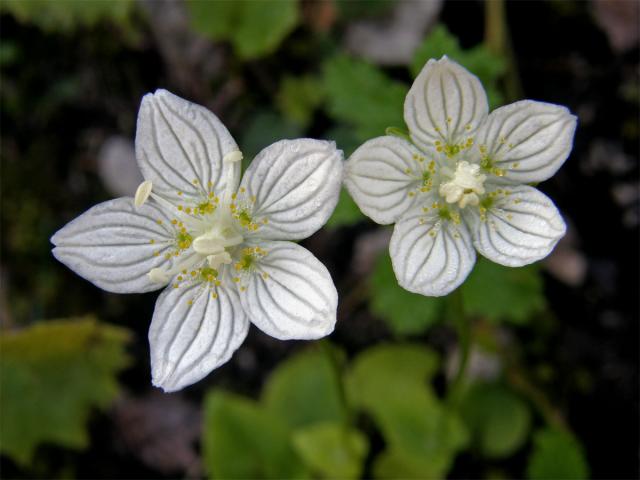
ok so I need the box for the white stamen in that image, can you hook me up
[134,180,153,207]
[207,251,232,269]
[193,236,225,255]
[193,230,243,255]
[148,268,169,283]
[439,161,486,209]
[223,150,243,163]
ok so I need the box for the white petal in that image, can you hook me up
[404,56,488,152]
[51,198,185,293]
[149,273,249,392]
[390,205,476,296]
[239,139,343,240]
[239,241,337,340]
[344,136,434,225]
[476,100,577,184]
[135,89,240,203]
[469,185,566,266]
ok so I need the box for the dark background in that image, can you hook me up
[1,0,638,478]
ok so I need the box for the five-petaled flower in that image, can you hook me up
[52,90,343,392]
[345,56,577,297]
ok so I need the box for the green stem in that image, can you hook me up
[484,0,523,102]
[448,288,471,403]
[319,340,352,423]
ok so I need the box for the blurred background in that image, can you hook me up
[1,0,638,478]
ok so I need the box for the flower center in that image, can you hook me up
[438,160,486,209]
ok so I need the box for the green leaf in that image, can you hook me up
[412,24,507,108]
[326,189,365,229]
[346,344,467,478]
[370,252,444,336]
[0,0,136,35]
[526,428,589,480]
[276,75,324,127]
[241,110,303,165]
[323,54,408,141]
[292,423,368,480]
[186,0,299,60]
[373,448,452,480]
[203,391,309,479]
[460,383,532,458]
[262,346,348,429]
[461,258,546,324]
[324,125,362,158]
[0,317,131,465]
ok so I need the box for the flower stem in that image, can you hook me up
[319,339,352,422]
[484,0,523,102]
[448,288,471,404]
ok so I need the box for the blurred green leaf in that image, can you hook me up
[262,346,348,429]
[370,252,444,336]
[241,110,303,164]
[276,75,324,127]
[292,423,368,479]
[461,383,532,458]
[346,344,467,478]
[187,0,299,60]
[0,0,136,35]
[373,448,453,479]
[324,125,362,157]
[203,391,309,479]
[412,24,507,108]
[526,428,589,480]
[0,317,131,465]
[0,42,19,68]
[461,258,546,324]
[323,54,408,141]
[326,189,365,228]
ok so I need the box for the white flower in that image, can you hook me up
[52,90,343,392]
[345,57,577,297]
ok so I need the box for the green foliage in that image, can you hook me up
[276,75,324,127]
[0,318,131,465]
[292,423,369,480]
[241,111,303,164]
[324,125,362,157]
[460,383,532,458]
[0,0,136,34]
[326,189,365,228]
[526,428,589,480]
[204,346,369,478]
[203,391,309,479]
[323,54,408,141]
[186,0,299,60]
[370,253,444,336]
[262,346,348,429]
[346,344,468,478]
[461,258,546,324]
[412,24,507,108]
